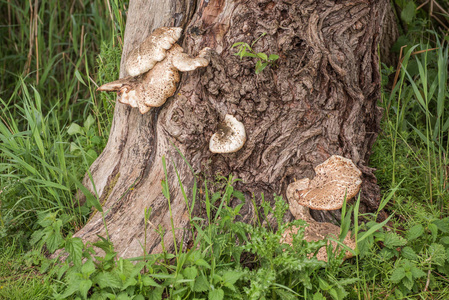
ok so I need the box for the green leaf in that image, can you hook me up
[384,232,407,248]
[357,215,392,243]
[91,136,102,145]
[231,42,246,47]
[86,149,98,163]
[390,267,406,283]
[84,115,95,131]
[429,243,447,266]
[256,52,268,61]
[402,276,414,290]
[433,218,449,233]
[148,287,163,300]
[440,236,449,245]
[30,230,45,246]
[222,270,244,285]
[64,237,84,267]
[410,266,426,279]
[401,2,416,24]
[318,277,331,291]
[208,288,224,300]
[183,266,198,279]
[429,223,439,242]
[313,292,327,300]
[68,123,83,135]
[75,69,87,86]
[79,279,92,300]
[401,246,418,260]
[269,54,279,61]
[142,275,160,287]
[94,271,122,289]
[193,275,209,292]
[68,173,102,212]
[195,258,211,269]
[407,224,424,241]
[81,260,96,277]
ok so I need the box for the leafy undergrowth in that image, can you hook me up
[13,172,390,300]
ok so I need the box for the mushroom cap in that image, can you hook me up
[172,53,209,72]
[140,44,182,108]
[281,224,356,262]
[172,47,211,72]
[209,114,246,154]
[126,27,182,77]
[286,178,312,220]
[288,155,362,211]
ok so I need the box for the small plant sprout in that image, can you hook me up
[232,32,279,74]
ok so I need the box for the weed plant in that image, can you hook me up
[50,156,379,300]
[0,0,127,249]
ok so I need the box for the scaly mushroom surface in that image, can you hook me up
[98,27,210,114]
[281,155,361,262]
[209,114,246,154]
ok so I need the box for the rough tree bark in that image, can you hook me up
[74,0,396,258]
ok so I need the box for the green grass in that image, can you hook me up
[0,240,55,299]
[0,0,125,247]
[1,0,449,299]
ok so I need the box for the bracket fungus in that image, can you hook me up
[98,27,211,114]
[209,114,246,154]
[281,155,362,262]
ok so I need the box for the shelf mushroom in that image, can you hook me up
[209,114,246,154]
[98,27,210,114]
[282,155,362,262]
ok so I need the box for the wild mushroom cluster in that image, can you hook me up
[98,26,248,154]
[98,27,210,114]
[282,155,362,262]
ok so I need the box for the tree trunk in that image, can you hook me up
[74,0,393,258]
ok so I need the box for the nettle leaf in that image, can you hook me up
[79,279,92,300]
[429,243,447,266]
[410,266,426,279]
[429,223,439,242]
[81,259,96,277]
[94,271,122,289]
[58,275,83,299]
[46,225,64,253]
[208,288,224,300]
[401,246,418,260]
[390,267,406,283]
[142,275,160,287]
[384,232,407,248]
[193,275,209,292]
[30,230,45,246]
[440,236,449,245]
[195,258,211,269]
[183,266,198,279]
[433,218,449,233]
[402,276,414,290]
[406,224,424,241]
[313,292,327,300]
[148,287,164,300]
[222,270,245,285]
